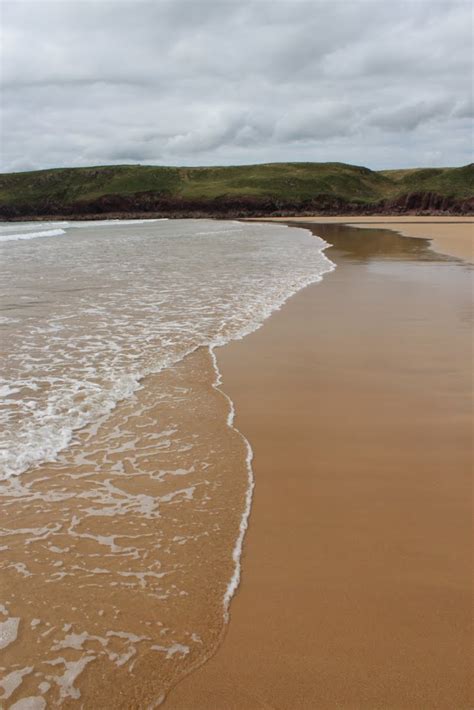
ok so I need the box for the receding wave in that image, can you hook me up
[0,219,334,480]
[0,217,335,706]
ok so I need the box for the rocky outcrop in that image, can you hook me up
[0,190,472,220]
[377,191,474,214]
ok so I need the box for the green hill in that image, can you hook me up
[379,164,474,199]
[0,162,472,218]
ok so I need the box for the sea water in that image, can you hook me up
[0,218,334,706]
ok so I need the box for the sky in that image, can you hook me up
[1,0,473,173]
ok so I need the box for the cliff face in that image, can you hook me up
[1,190,472,220]
[1,162,472,220]
[379,191,474,214]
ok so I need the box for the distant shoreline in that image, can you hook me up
[2,209,474,222]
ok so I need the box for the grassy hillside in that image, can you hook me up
[0,162,472,216]
[379,164,474,199]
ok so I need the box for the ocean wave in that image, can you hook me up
[0,219,335,480]
[71,218,168,228]
[0,218,169,244]
[0,228,67,242]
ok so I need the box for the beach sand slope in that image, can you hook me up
[165,222,472,709]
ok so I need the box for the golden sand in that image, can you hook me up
[165,222,472,709]
[0,349,249,707]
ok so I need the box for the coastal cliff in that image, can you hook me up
[0,162,472,219]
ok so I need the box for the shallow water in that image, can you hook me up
[0,218,333,479]
[0,218,334,707]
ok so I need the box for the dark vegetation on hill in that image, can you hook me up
[0,162,472,219]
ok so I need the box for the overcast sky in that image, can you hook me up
[1,0,472,172]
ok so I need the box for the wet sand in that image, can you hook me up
[165,223,472,709]
[0,349,250,708]
[253,216,474,263]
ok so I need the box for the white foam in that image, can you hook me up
[0,228,66,242]
[0,218,168,244]
[8,562,32,577]
[151,643,190,659]
[0,219,335,480]
[52,631,91,651]
[0,385,20,397]
[0,616,20,649]
[46,656,94,700]
[209,346,254,620]
[9,697,46,710]
[0,666,33,700]
[71,218,168,227]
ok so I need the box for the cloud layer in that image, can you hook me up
[1,0,472,171]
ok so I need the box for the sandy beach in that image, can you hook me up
[165,221,472,709]
[2,0,473,707]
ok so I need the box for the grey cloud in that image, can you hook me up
[0,0,472,172]
[369,99,453,132]
[453,98,474,119]
[275,102,355,142]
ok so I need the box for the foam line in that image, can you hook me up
[206,224,335,626]
[0,228,66,242]
[70,218,168,228]
[0,218,169,243]
[208,345,254,620]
